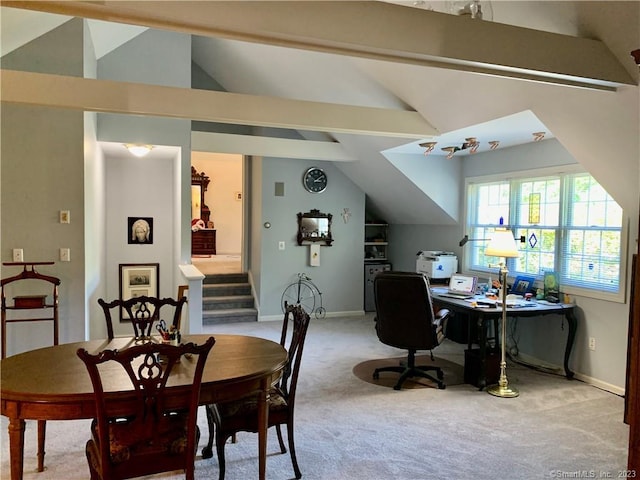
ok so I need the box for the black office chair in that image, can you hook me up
[373,271,450,390]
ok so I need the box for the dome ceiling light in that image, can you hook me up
[124,144,153,157]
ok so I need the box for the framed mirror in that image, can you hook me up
[191,166,210,223]
[297,209,333,246]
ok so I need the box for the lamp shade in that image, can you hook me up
[485,228,519,258]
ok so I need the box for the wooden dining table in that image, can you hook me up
[1,334,288,480]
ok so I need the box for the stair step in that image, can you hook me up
[202,308,258,325]
[203,283,251,297]
[203,273,249,284]
[203,295,254,310]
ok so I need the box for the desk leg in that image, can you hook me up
[8,417,25,480]
[257,377,269,480]
[564,310,577,379]
[477,317,488,391]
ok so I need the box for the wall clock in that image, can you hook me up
[302,167,328,193]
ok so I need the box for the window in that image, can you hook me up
[466,170,624,297]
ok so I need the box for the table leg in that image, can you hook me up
[564,310,577,379]
[8,417,25,480]
[477,317,488,390]
[257,377,269,480]
[37,420,46,472]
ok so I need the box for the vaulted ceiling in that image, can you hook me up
[2,1,638,224]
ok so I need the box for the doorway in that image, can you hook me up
[190,152,244,274]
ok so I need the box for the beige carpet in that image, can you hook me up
[352,354,464,389]
[1,314,629,480]
[191,255,241,275]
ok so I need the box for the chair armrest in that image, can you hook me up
[434,308,450,326]
[433,308,450,344]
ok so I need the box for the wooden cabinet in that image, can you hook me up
[192,229,216,255]
[364,223,389,262]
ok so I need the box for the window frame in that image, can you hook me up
[463,165,628,303]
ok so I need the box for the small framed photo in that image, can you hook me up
[119,263,159,321]
[128,217,153,244]
[510,275,535,295]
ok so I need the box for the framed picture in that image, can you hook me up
[119,263,159,321]
[544,271,560,302]
[128,217,153,244]
[510,275,535,295]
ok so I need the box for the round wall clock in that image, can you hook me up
[302,167,328,193]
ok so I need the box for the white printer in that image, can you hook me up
[416,251,458,279]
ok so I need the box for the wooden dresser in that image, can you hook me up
[192,229,216,255]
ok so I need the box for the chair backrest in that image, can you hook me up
[279,302,311,406]
[373,271,440,351]
[98,295,187,340]
[77,337,215,480]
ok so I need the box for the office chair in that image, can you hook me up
[373,271,450,390]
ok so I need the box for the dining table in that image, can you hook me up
[1,333,288,480]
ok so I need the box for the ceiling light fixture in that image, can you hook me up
[465,137,480,154]
[441,137,479,158]
[441,146,459,159]
[124,144,153,157]
[532,132,545,142]
[488,140,500,150]
[420,141,438,155]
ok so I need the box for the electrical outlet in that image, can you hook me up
[12,248,23,262]
[278,241,285,251]
[60,248,71,262]
[588,337,596,351]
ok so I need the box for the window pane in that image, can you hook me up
[467,172,622,294]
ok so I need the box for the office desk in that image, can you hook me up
[432,293,577,389]
[1,334,287,480]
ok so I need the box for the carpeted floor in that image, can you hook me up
[352,354,464,389]
[1,314,629,479]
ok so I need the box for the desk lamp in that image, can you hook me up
[485,226,520,398]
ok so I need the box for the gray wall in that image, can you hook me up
[390,138,630,391]
[254,157,365,318]
[1,19,87,355]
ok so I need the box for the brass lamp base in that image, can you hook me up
[487,383,519,398]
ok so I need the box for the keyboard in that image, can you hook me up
[438,292,474,300]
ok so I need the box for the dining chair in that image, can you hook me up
[98,295,187,340]
[76,336,215,480]
[373,271,450,390]
[201,303,311,480]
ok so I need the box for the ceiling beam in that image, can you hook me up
[4,1,634,91]
[0,69,437,138]
[192,132,357,161]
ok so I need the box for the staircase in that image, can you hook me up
[202,273,258,324]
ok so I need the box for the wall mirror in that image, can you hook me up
[297,209,333,246]
[191,166,210,223]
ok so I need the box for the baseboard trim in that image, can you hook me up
[513,351,625,396]
[258,310,366,322]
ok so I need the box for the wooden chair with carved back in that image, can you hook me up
[98,295,187,341]
[76,336,215,480]
[201,302,311,480]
